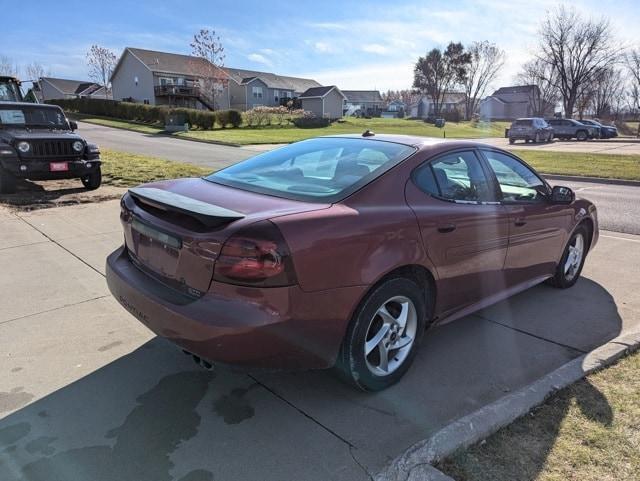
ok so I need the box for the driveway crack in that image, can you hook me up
[248,375,374,479]
[16,215,105,278]
[476,314,587,354]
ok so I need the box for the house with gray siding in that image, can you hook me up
[110,47,321,111]
[409,92,466,119]
[479,85,553,120]
[299,86,346,119]
[34,77,107,102]
[224,67,321,111]
[342,90,384,116]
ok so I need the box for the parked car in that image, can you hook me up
[545,118,597,141]
[580,119,618,139]
[0,102,101,193]
[107,134,598,391]
[508,118,554,144]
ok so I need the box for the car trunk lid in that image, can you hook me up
[121,177,329,296]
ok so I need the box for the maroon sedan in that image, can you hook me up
[106,134,598,391]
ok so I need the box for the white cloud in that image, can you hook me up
[313,42,333,53]
[301,61,416,91]
[361,44,391,55]
[247,53,273,67]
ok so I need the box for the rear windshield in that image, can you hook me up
[512,119,533,126]
[206,137,416,202]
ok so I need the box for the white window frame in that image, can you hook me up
[252,86,263,99]
[274,90,279,102]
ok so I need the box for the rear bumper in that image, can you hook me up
[106,246,366,370]
[0,157,101,180]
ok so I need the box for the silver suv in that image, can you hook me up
[508,118,554,144]
[545,118,597,141]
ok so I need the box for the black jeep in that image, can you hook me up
[0,102,101,194]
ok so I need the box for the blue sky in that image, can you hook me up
[2,0,639,91]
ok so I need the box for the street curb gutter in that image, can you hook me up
[542,174,640,187]
[375,328,640,481]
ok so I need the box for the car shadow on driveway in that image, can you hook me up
[0,278,622,481]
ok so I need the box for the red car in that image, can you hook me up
[106,134,598,391]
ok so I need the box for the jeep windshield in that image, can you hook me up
[0,105,69,129]
[0,81,22,102]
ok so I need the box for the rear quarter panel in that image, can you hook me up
[272,150,437,293]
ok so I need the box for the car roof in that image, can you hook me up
[320,133,505,152]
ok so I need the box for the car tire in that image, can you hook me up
[509,138,515,145]
[336,278,428,391]
[576,130,588,141]
[0,167,17,194]
[81,167,102,190]
[547,225,588,289]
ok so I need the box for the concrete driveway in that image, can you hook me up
[1,200,639,481]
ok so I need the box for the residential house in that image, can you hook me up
[479,85,552,120]
[224,67,321,111]
[342,90,384,116]
[299,86,346,119]
[409,92,466,119]
[381,99,406,118]
[110,47,321,111]
[34,77,108,102]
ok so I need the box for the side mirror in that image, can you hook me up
[551,185,575,204]
[68,120,78,131]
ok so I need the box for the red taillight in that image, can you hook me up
[213,220,297,287]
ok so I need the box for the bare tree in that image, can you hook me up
[537,6,618,118]
[462,41,505,120]
[86,45,117,99]
[516,59,559,117]
[382,89,414,106]
[589,67,623,118]
[0,55,18,76]
[413,42,471,117]
[190,29,226,110]
[625,49,640,135]
[25,61,48,81]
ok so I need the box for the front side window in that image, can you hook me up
[206,138,416,202]
[414,151,492,203]
[252,86,263,99]
[482,150,547,202]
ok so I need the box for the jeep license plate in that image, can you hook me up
[50,162,69,172]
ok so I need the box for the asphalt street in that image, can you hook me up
[78,121,640,235]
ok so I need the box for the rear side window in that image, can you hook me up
[512,119,533,127]
[414,151,492,203]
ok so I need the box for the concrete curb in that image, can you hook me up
[542,174,640,187]
[375,328,640,481]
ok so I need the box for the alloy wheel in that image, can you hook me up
[564,233,584,281]
[364,295,418,377]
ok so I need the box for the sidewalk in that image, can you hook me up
[1,201,639,481]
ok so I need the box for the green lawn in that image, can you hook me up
[101,149,210,186]
[438,349,640,481]
[514,150,640,181]
[177,118,510,144]
[76,114,509,145]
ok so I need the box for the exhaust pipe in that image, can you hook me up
[182,349,215,371]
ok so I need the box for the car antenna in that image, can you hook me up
[362,130,375,137]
